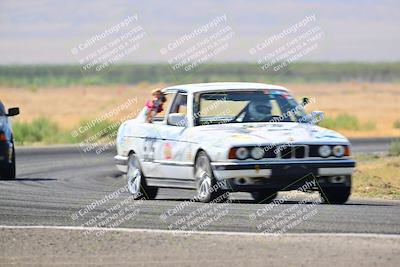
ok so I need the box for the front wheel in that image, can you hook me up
[319,176,351,204]
[194,151,228,203]
[126,153,158,200]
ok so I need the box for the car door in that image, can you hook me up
[151,92,193,180]
[138,91,176,178]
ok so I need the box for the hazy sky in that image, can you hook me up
[0,0,399,64]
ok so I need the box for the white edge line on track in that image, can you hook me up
[1,225,399,238]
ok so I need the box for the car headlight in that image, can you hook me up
[318,145,331,157]
[332,145,345,157]
[236,147,249,160]
[250,147,264,159]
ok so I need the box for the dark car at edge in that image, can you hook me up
[0,101,20,180]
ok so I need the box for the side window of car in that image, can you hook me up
[154,92,174,120]
[170,93,188,115]
[270,99,282,117]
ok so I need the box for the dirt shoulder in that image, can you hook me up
[353,155,400,200]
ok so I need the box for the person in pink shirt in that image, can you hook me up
[145,89,166,123]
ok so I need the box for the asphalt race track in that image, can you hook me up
[0,138,399,266]
[1,137,399,233]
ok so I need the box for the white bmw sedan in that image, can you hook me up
[115,82,355,204]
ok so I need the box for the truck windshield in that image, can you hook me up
[194,90,307,125]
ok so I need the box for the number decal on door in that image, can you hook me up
[143,138,156,161]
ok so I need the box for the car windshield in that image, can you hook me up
[194,90,307,125]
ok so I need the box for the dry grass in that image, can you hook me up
[353,154,400,199]
[2,82,165,129]
[2,81,400,137]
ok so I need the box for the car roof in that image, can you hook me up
[163,82,289,93]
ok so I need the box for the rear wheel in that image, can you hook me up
[194,151,228,203]
[0,145,15,180]
[251,190,277,204]
[126,153,158,200]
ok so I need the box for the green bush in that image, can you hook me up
[13,117,61,145]
[321,114,360,130]
[320,114,376,131]
[12,117,121,145]
[389,140,400,156]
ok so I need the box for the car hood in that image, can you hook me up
[185,122,349,147]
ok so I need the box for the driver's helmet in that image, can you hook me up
[248,100,272,121]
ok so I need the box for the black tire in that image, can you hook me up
[251,190,278,204]
[126,153,158,200]
[319,186,351,204]
[194,151,228,203]
[144,186,159,200]
[1,145,16,180]
[319,176,351,204]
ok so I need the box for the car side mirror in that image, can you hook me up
[167,113,188,127]
[310,111,324,124]
[7,107,20,116]
[302,97,310,106]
